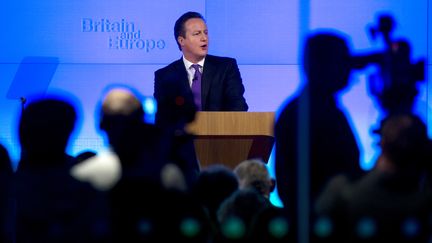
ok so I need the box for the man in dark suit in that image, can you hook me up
[154,11,248,112]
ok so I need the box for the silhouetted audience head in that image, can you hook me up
[20,98,76,153]
[100,87,144,132]
[234,159,275,199]
[192,164,239,223]
[303,32,352,94]
[99,87,145,159]
[18,98,77,169]
[377,113,429,170]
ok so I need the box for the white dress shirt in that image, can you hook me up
[182,56,205,87]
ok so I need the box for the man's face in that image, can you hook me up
[178,18,208,63]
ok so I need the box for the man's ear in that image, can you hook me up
[177,36,184,47]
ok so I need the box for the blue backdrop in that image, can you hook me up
[0,0,429,206]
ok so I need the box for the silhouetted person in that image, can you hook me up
[17,98,79,172]
[229,159,288,243]
[155,66,200,188]
[249,207,290,243]
[217,189,271,243]
[191,164,239,240]
[0,144,13,243]
[91,87,210,243]
[98,88,165,182]
[275,32,364,240]
[72,88,175,192]
[110,177,212,243]
[15,97,103,242]
[315,113,432,242]
[90,87,162,242]
[0,145,12,175]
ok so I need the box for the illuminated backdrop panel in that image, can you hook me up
[0,0,429,206]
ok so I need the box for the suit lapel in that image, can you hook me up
[173,58,190,88]
[202,56,216,109]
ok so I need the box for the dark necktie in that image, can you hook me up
[191,64,202,110]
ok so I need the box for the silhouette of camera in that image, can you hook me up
[351,14,425,114]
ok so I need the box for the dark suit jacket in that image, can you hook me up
[154,55,248,111]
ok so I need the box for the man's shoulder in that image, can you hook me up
[206,54,236,64]
[155,58,183,75]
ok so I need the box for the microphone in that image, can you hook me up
[20,97,27,105]
[20,97,27,112]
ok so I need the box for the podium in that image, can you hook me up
[186,112,275,169]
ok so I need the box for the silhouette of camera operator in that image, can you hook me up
[275,32,365,242]
[352,14,425,115]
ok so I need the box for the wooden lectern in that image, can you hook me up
[186,112,275,169]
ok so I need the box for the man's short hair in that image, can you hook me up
[234,159,273,194]
[174,11,205,51]
[379,113,429,168]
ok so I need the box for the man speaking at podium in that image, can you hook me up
[154,11,248,112]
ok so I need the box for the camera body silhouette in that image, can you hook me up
[351,14,425,114]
